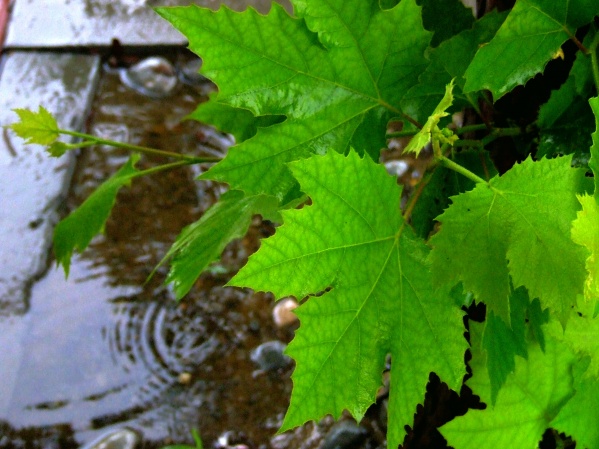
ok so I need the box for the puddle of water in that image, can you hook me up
[0,53,298,448]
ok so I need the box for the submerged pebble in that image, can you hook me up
[177,372,192,385]
[81,428,140,449]
[321,420,369,449]
[250,340,291,372]
[120,57,178,99]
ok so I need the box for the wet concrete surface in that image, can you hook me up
[0,51,100,315]
[5,0,292,48]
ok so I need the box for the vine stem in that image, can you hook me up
[438,155,488,185]
[61,129,220,164]
[570,32,589,55]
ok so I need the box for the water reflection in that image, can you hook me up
[0,58,292,448]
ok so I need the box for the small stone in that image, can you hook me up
[120,57,178,99]
[81,428,140,449]
[178,372,192,385]
[272,298,299,328]
[321,420,369,449]
[250,340,291,372]
[216,430,250,449]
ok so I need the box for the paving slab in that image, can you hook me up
[5,0,292,48]
[0,51,100,315]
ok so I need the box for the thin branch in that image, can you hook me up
[590,31,599,94]
[403,171,433,221]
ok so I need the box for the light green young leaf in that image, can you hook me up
[558,310,599,378]
[441,320,577,449]
[158,0,431,199]
[464,0,597,99]
[47,141,69,157]
[428,156,589,325]
[570,97,599,304]
[572,195,599,303]
[54,154,140,276]
[230,150,466,448]
[404,80,456,156]
[9,106,60,145]
[162,190,279,299]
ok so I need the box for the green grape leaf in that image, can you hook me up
[9,106,60,146]
[539,32,594,129]
[441,320,577,449]
[411,150,497,239]
[428,156,588,325]
[230,150,466,448]
[552,359,599,449]
[537,80,595,159]
[418,0,474,47]
[463,0,597,99]
[482,286,529,405]
[572,195,599,303]
[158,0,431,199]
[404,80,456,156]
[54,154,140,276]
[538,43,595,159]
[187,92,283,143]
[160,190,279,299]
[402,10,507,123]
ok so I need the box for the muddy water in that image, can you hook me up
[0,54,308,448]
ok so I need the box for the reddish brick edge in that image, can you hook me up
[0,0,8,53]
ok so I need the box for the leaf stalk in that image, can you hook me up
[438,155,487,185]
[61,129,220,164]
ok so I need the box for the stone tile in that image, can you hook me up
[0,51,100,315]
[5,0,292,48]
